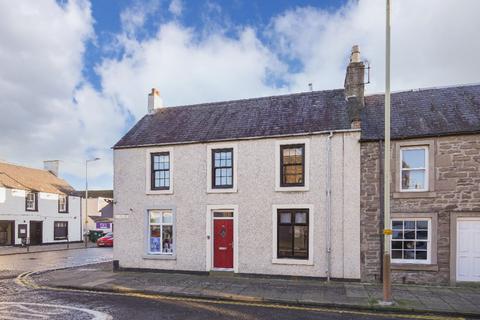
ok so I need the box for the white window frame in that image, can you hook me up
[399,146,428,192]
[207,143,238,193]
[145,147,174,195]
[272,204,314,265]
[147,209,175,255]
[275,138,310,192]
[58,194,68,213]
[26,192,37,211]
[391,218,431,264]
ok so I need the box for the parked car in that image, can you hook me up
[96,232,113,247]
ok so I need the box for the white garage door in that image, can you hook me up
[457,219,480,282]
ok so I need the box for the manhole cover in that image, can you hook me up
[28,257,37,260]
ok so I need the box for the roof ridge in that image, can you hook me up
[365,82,480,98]
[155,88,345,111]
[0,160,50,174]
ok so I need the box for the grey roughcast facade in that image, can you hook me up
[112,47,367,279]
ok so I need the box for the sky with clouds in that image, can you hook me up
[0,0,479,190]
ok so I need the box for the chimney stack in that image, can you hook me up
[344,45,365,129]
[44,160,59,176]
[148,88,163,114]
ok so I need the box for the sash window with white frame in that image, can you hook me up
[391,218,431,264]
[58,194,68,213]
[148,210,174,254]
[400,146,428,191]
[25,192,37,211]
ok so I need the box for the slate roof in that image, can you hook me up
[362,84,480,141]
[0,162,74,195]
[114,84,480,148]
[114,89,351,148]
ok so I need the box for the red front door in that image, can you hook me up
[213,219,233,269]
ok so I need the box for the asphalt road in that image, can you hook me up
[0,248,443,319]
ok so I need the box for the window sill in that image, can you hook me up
[275,186,309,192]
[146,189,174,195]
[392,191,436,199]
[391,263,438,271]
[207,188,237,194]
[272,258,313,266]
[143,254,176,260]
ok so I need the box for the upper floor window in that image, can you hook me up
[212,148,233,189]
[58,194,68,213]
[280,144,305,187]
[151,152,170,190]
[25,192,37,211]
[400,146,428,191]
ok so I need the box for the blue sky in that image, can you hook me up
[1,0,479,191]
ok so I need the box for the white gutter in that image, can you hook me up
[325,131,333,281]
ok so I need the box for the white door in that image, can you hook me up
[457,219,480,282]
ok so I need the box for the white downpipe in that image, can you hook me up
[326,131,333,281]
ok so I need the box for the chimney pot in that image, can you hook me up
[350,45,361,63]
[148,88,163,113]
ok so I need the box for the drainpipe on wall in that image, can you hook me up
[326,131,333,281]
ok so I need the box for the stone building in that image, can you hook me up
[360,85,480,285]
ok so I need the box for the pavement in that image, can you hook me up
[0,248,422,319]
[29,262,480,319]
[0,241,97,256]
[0,247,113,278]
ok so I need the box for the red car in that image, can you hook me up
[97,232,113,247]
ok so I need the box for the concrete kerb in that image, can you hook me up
[0,243,97,256]
[18,263,477,319]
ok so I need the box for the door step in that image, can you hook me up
[209,271,234,278]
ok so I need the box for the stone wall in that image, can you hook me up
[360,134,480,285]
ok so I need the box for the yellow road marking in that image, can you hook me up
[15,272,464,320]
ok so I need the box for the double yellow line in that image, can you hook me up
[16,271,464,320]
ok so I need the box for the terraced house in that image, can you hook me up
[112,48,366,280]
[113,46,480,284]
[360,84,480,285]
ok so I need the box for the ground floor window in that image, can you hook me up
[149,210,174,254]
[391,218,431,264]
[54,221,68,240]
[277,209,309,259]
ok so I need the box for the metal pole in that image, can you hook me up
[85,160,88,247]
[382,0,393,304]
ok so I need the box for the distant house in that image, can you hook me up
[73,190,113,233]
[0,161,82,245]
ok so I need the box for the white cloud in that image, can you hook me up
[97,22,287,120]
[0,0,123,189]
[270,0,480,93]
[168,0,183,17]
